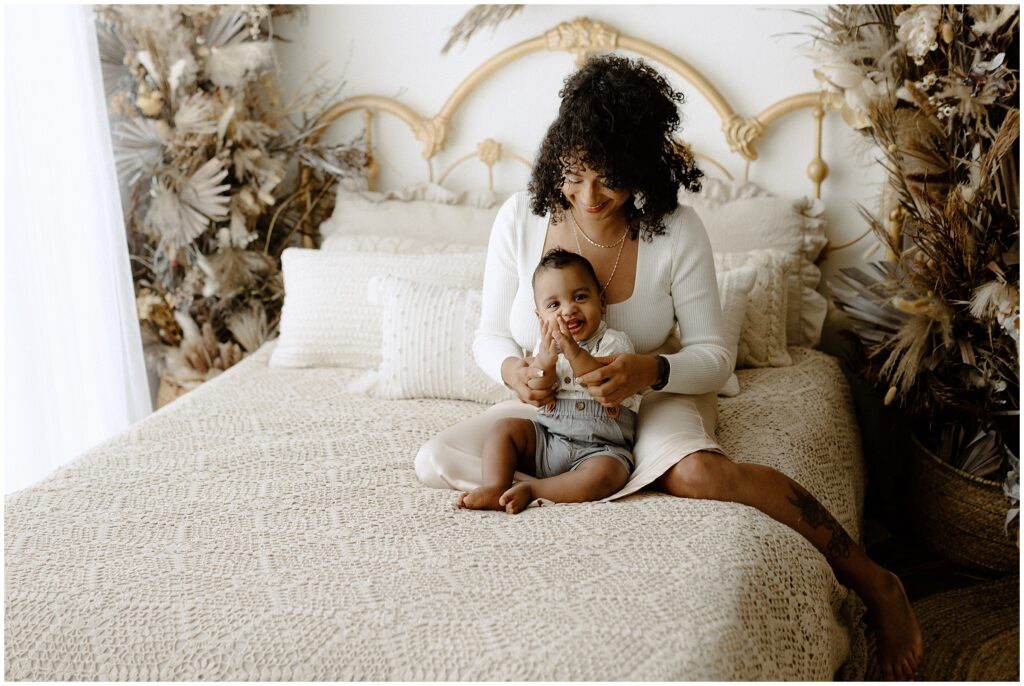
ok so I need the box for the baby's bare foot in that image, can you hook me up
[457,485,506,511]
[866,569,924,680]
[499,482,534,514]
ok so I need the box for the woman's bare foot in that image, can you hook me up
[499,482,534,514]
[457,485,507,511]
[862,567,924,680]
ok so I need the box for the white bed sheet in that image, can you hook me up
[4,343,866,680]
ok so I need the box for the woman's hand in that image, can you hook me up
[577,353,661,407]
[501,356,558,407]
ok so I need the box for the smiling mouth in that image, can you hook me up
[565,318,585,336]
[582,200,608,213]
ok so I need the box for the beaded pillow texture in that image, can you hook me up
[357,275,514,404]
[269,248,486,370]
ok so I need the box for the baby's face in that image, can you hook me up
[534,264,604,341]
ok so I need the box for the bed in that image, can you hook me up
[5,17,869,680]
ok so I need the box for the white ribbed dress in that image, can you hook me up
[415,191,734,500]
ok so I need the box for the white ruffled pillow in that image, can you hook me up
[715,249,793,368]
[319,182,504,248]
[355,276,514,404]
[683,179,828,347]
[715,266,756,396]
[269,247,486,369]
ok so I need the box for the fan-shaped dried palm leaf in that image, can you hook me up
[146,181,200,250]
[204,10,249,48]
[147,160,229,251]
[113,117,166,185]
[96,20,131,99]
[173,92,218,137]
[180,157,231,222]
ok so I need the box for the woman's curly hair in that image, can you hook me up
[527,54,703,241]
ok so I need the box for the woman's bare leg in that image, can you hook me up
[654,451,924,681]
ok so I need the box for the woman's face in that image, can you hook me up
[560,163,630,221]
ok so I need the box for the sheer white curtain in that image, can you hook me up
[4,5,152,494]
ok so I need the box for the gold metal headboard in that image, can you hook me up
[301,17,840,246]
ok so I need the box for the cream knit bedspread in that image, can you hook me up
[5,344,866,680]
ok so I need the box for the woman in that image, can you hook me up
[415,54,922,680]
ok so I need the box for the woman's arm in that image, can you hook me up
[473,194,556,405]
[655,206,732,394]
[579,207,732,402]
[473,195,529,383]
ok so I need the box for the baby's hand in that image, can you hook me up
[533,318,558,370]
[551,315,582,358]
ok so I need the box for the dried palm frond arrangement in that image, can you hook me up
[96,5,367,394]
[805,5,1020,525]
[441,4,524,54]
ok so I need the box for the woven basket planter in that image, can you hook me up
[907,434,1018,573]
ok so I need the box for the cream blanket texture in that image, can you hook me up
[5,344,866,680]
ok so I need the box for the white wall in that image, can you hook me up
[274,4,888,282]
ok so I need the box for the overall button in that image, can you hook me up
[564,376,572,384]
[575,401,586,411]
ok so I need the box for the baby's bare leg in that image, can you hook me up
[500,455,629,514]
[457,418,536,510]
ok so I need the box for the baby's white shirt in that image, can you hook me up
[532,321,642,412]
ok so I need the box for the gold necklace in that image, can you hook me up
[572,216,626,296]
[568,208,628,249]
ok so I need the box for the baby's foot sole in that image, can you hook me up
[459,485,507,511]
[499,483,533,514]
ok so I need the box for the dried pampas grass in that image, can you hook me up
[441,5,524,55]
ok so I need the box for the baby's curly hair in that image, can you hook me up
[527,54,703,241]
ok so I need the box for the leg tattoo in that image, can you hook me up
[786,482,853,561]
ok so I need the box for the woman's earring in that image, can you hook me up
[633,191,646,211]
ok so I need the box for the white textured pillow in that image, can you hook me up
[363,276,514,404]
[715,249,793,368]
[684,179,828,347]
[319,182,504,246]
[715,266,756,396]
[321,234,485,255]
[269,248,486,369]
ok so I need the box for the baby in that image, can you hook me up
[458,248,641,514]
